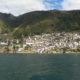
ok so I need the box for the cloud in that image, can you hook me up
[0,0,46,16]
[1,0,80,16]
[61,0,80,10]
[43,0,63,10]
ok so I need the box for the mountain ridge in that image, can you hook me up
[0,10,80,38]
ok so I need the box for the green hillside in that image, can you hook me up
[0,20,10,33]
[0,10,80,38]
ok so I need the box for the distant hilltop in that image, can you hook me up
[0,10,80,38]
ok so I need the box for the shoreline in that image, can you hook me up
[0,52,80,54]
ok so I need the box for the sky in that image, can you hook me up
[0,0,80,16]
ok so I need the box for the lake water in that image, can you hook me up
[0,53,80,80]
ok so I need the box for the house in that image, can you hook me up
[25,39,34,46]
[0,42,8,46]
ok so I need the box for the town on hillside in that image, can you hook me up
[0,32,80,54]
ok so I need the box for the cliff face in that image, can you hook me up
[0,10,80,35]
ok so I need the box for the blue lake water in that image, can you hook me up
[0,53,80,80]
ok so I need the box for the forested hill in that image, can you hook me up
[0,10,80,37]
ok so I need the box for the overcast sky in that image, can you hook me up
[0,0,80,16]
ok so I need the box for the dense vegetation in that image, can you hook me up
[0,10,80,38]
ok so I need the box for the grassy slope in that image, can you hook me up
[0,10,80,38]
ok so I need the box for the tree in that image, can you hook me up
[4,40,11,53]
[20,34,24,48]
[61,47,69,54]
[13,28,24,39]
[24,26,31,36]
